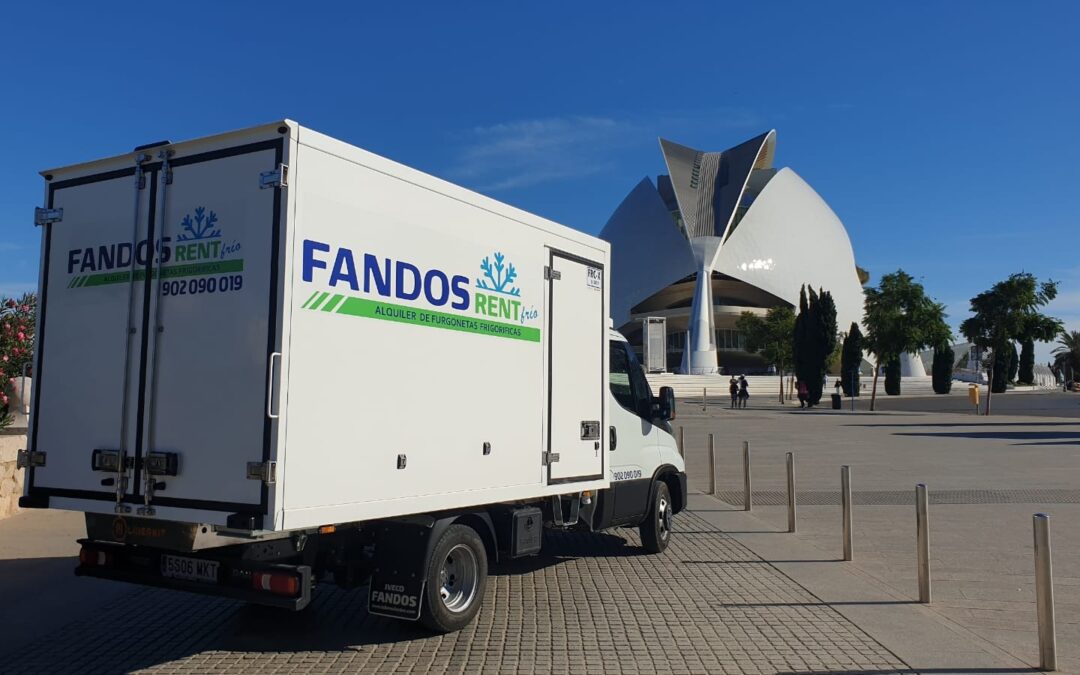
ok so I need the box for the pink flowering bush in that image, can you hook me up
[0,293,36,428]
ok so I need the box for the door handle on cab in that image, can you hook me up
[609,426,617,451]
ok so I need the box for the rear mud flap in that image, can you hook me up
[367,521,430,621]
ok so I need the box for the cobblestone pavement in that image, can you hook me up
[3,512,906,675]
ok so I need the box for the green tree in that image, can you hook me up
[960,273,1061,414]
[840,322,863,396]
[862,270,950,411]
[987,347,1011,393]
[813,289,839,404]
[932,345,954,394]
[884,357,901,395]
[792,287,838,406]
[792,286,810,401]
[1017,339,1035,385]
[737,306,796,403]
[1007,342,1019,384]
[1053,330,1080,382]
[0,293,36,429]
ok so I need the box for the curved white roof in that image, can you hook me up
[601,132,864,340]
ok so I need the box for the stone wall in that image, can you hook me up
[0,429,27,520]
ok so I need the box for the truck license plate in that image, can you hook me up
[160,555,219,584]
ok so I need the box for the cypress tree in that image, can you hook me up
[841,322,863,396]
[884,357,901,395]
[1019,338,1035,384]
[932,345,954,394]
[1008,342,1019,383]
[805,287,823,405]
[810,289,838,405]
[991,347,1010,393]
[793,285,809,399]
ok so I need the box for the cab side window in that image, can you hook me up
[609,340,653,420]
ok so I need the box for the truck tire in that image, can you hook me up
[419,523,488,632]
[639,480,673,553]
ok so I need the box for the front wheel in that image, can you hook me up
[639,480,673,553]
[419,524,488,633]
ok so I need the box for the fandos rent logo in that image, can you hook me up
[300,239,541,343]
[65,205,245,295]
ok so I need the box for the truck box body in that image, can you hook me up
[27,121,610,532]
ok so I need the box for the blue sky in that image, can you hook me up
[2,2,1077,362]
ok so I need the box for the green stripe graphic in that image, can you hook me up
[328,296,541,343]
[308,292,331,310]
[301,290,320,309]
[321,294,345,313]
[69,259,245,289]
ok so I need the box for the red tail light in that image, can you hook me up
[252,571,300,597]
[79,547,112,567]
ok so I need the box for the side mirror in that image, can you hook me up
[654,386,676,421]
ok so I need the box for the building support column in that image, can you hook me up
[683,264,718,374]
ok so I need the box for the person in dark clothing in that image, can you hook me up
[738,375,749,408]
[729,377,738,409]
[797,380,809,408]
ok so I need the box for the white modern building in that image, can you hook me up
[601,131,865,374]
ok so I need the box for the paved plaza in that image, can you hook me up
[1,390,1077,673]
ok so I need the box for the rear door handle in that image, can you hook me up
[266,352,282,419]
[609,426,617,451]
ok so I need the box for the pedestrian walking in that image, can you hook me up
[797,380,808,408]
[729,377,738,409]
[738,375,749,408]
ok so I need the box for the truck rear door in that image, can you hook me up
[546,250,606,483]
[27,132,287,527]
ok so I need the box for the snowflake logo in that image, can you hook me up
[176,206,222,241]
[476,252,520,296]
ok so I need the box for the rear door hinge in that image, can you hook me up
[259,164,288,189]
[246,460,277,484]
[34,208,63,227]
[16,449,46,469]
[542,451,560,466]
[544,266,561,281]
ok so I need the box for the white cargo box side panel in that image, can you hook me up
[279,129,608,529]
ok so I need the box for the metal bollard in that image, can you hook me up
[707,433,716,495]
[678,426,685,458]
[1034,513,1057,671]
[786,452,796,533]
[916,483,931,603]
[702,387,707,412]
[841,465,852,560]
[743,441,752,511]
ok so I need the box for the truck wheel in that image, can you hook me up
[639,480,673,553]
[419,523,488,632]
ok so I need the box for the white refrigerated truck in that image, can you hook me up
[20,121,685,631]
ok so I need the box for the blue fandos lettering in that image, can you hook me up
[301,241,477,312]
[329,248,359,290]
[79,248,96,272]
[395,261,421,301]
[97,245,115,270]
[450,275,470,310]
[364,254,390,295]
[423,269,449,306]
[302,239,330,282]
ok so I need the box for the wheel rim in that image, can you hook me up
[438,543,479,613]
[658,495,673,541]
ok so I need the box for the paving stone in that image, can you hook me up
[3,511,906,674]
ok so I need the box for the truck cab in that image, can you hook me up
[580,329,685,551]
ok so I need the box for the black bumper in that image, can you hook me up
[75,540,312,610]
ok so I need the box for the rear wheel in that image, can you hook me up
[419,524,488,632]
[639,480,673,553]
